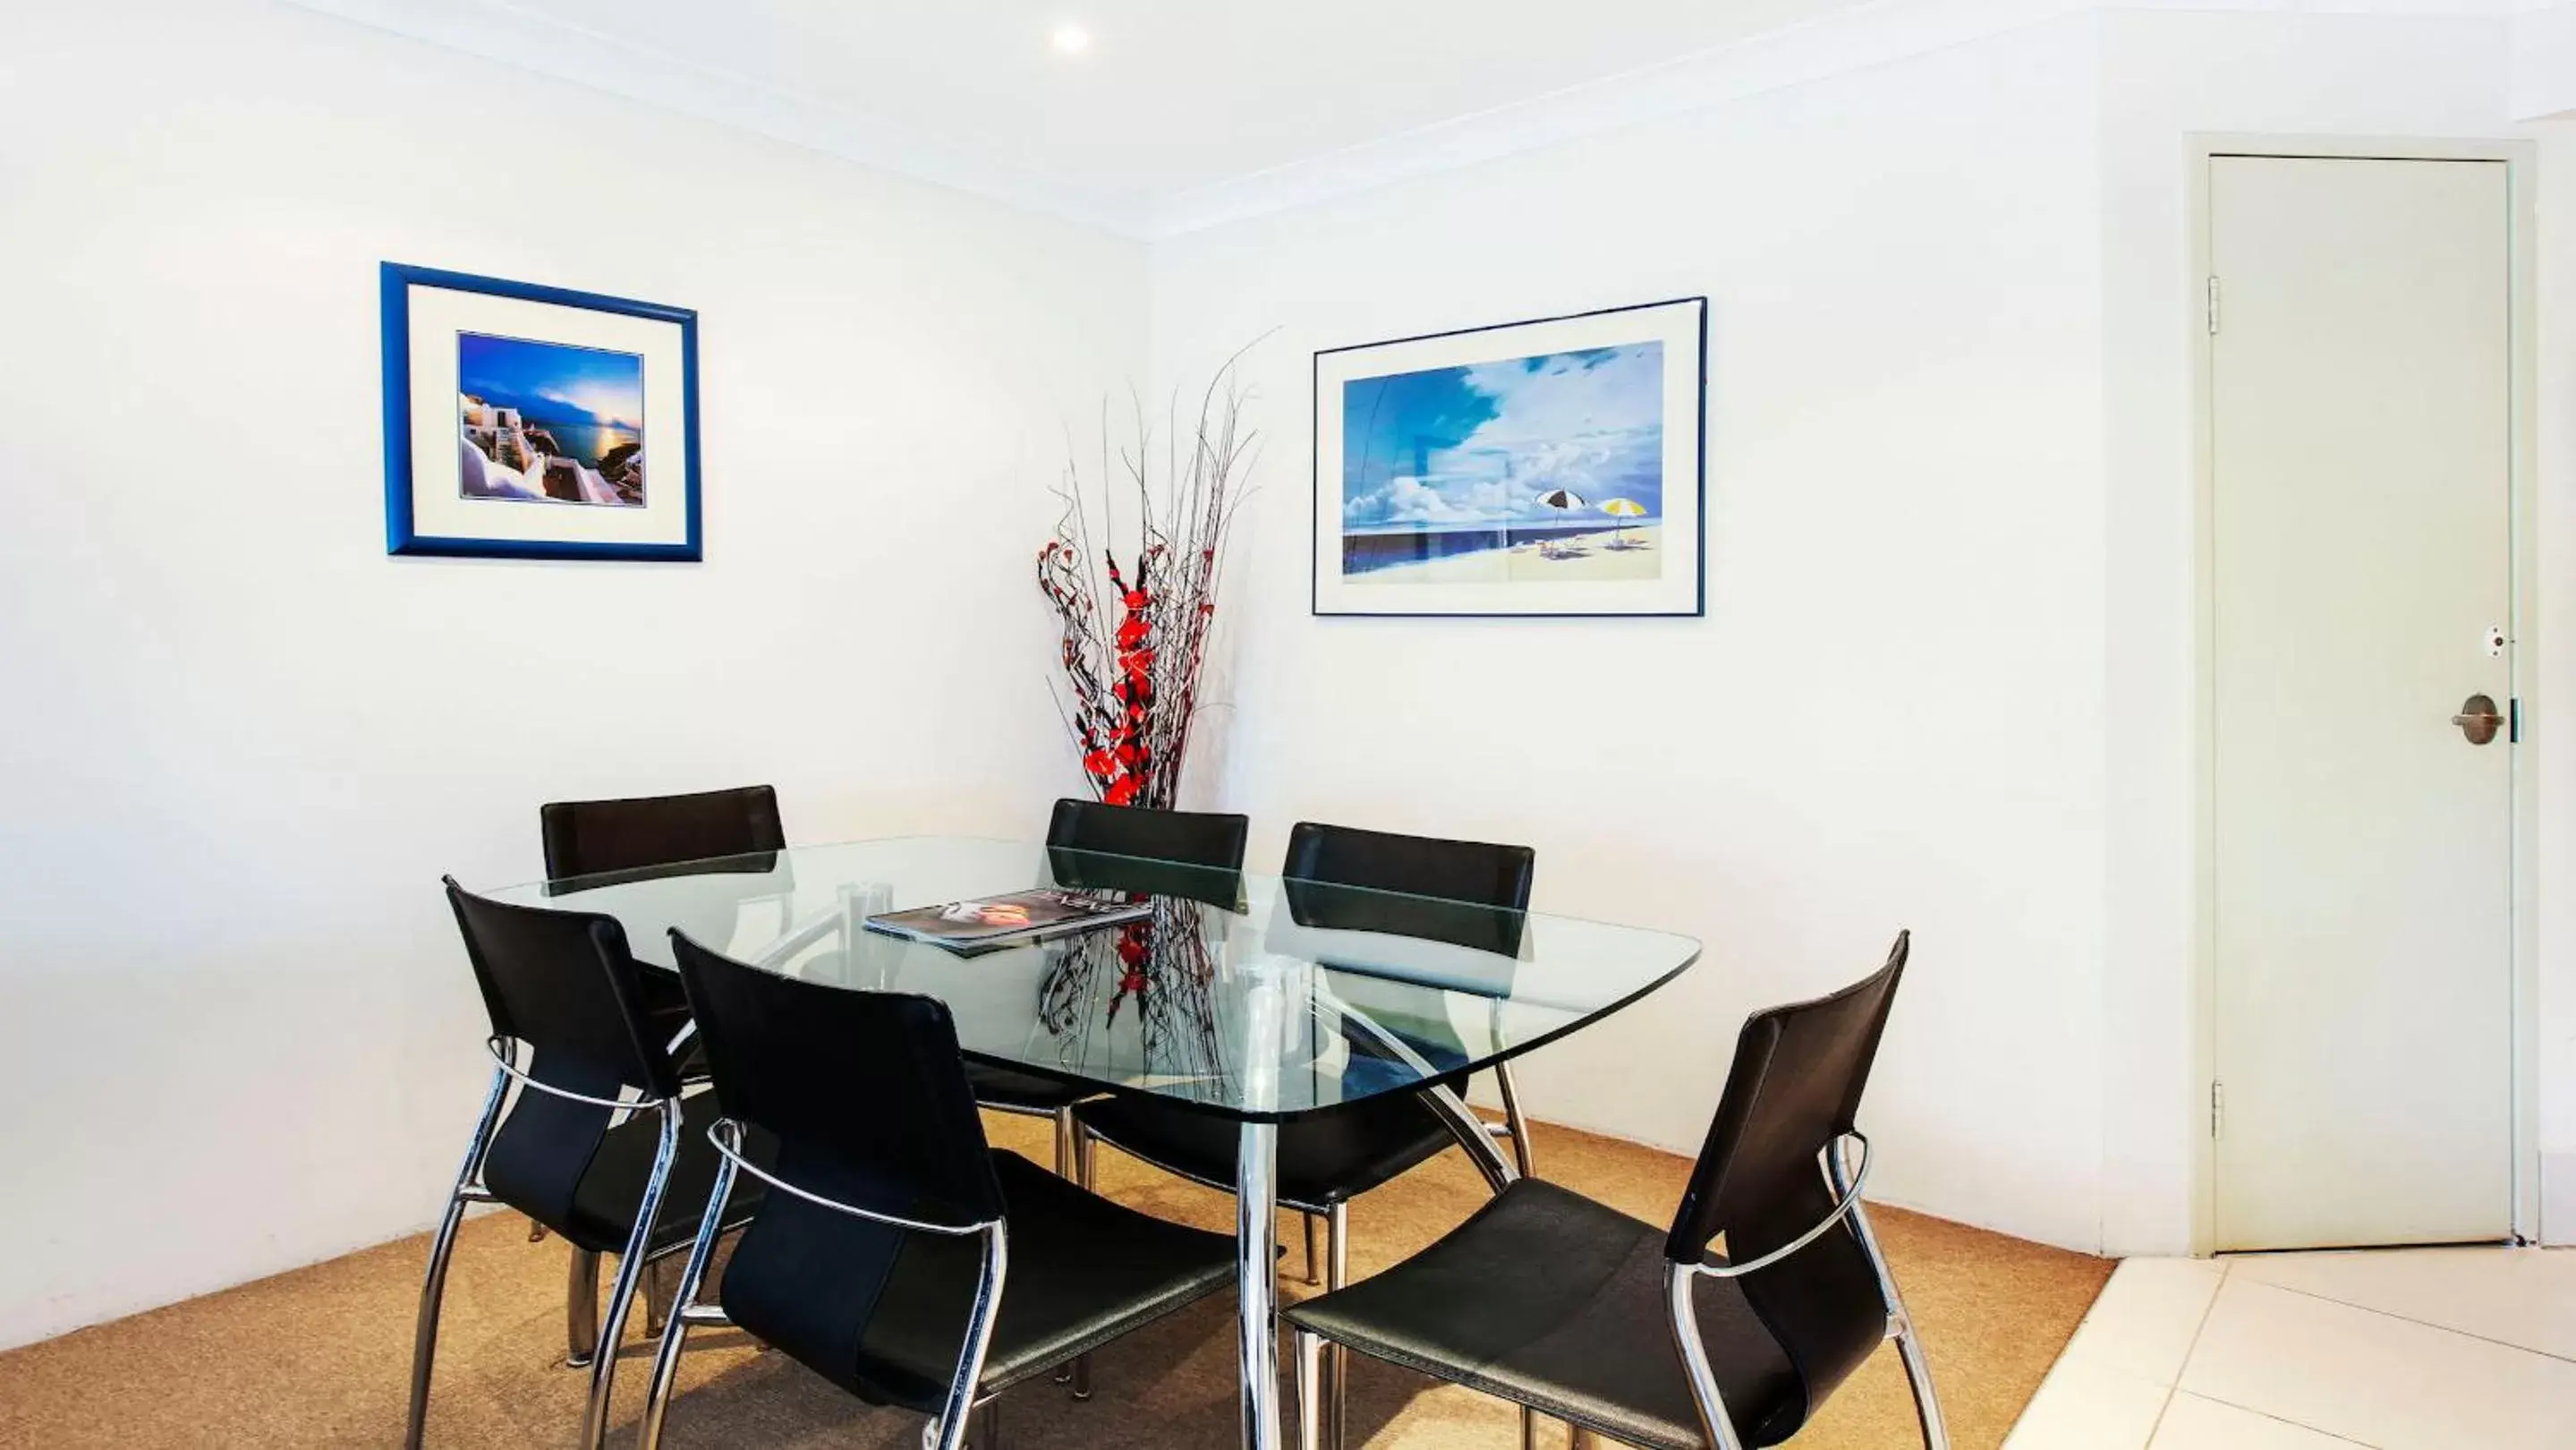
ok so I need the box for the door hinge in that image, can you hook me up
[2206,276,2222,336]
[2511,697,2521,744]
[2209,1080,2225,1139]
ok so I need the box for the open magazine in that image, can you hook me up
[863,887,1151,953]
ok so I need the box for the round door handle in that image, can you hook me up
[2453,694,2504,745]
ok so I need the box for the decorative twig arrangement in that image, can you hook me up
[1037,351,1260,809]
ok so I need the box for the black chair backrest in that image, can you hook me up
[540,784,786,883]
[1663,933,1910,1441]
[1045,798,1248,908]
[668,929,1005,1406]
[1279,821,1535,955]
[444,878,683,1241]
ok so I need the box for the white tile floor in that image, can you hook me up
[2003,1247,2576,1449]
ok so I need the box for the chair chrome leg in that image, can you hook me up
[638,1152,737,1450]
[566,1248,601,1367]
[1892,1319,1950,1450]
[1067,1122,1094,1400]
[1519,1406,1539,1450]
[1303,1211,1322,1286]
[1325,1204,1348,1450]
[1492,1062,1535,1180]
[1664,1261,1747,1450]
[405,1064,507,1450]
[1294,1328,1324,1450]
[1829,1139,1948,1450]
[930,1226,1009,1450]
[1052,1105,1077,1179]
[578,1101,682,1450]
[969,1397,1001,1449]
[642,1254,675,1339]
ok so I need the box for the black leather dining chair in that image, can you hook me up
[1007,797,1250,1399]
[636,931,1239,1450]
[1283,934,1948,1450]
[1278,821,1540,1176]
[411,881,761,1450]
[965,798,1251,1190]
[1073,820,1534,1443]
[1076,822,1533,1272]
[1045,796,1250,875]
[540,784,786,1061]
[536,785,786,1335]
[540,783,787,883]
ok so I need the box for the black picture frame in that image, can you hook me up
[1312,296,1707,618]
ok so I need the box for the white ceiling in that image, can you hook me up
[293,0,1876,235]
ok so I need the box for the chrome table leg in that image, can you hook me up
[1421,1082,1518,1196]
[1237,1121,1283,1450]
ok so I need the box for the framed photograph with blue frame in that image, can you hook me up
[381,262,701,561]
[1313,296,1705,617]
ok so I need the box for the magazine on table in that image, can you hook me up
[863,887,1151,953]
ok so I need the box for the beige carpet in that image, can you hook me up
[0,1114,2108,1448]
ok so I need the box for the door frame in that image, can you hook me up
[2189,134,2541,1253]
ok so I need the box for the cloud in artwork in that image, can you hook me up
[1341,342,1666,530]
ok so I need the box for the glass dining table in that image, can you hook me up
[486,835,1703,1450]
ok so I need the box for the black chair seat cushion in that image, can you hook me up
[722,1149,1235,1412]
[965,1062,1093,1114]
[1075,1090,1458,1209]
[557,1090,762,1257]
[1283,1179,1813,1450]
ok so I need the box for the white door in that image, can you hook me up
[2208,153,2514,1251]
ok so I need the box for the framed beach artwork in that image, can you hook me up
[380,262,701,560]
[1313,297,1705,618]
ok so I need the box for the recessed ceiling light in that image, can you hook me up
[1050,23,1092,55]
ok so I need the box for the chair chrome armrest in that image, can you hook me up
[705,1119,1000,1237]
[1686,1131,1874,1281]
[487,1037,674,1111]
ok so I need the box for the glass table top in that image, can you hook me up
[482,836,1701,1122]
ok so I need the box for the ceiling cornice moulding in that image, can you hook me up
[279,0,1153,236]
[284,0,2529,242]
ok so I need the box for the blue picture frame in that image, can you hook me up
[380,262,702,561]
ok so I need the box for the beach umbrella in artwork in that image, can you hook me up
[1532,488,1587,557]
[1600,497,1647,536]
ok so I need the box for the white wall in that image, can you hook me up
[0,0,1146,1348]
[2512,2,2576,119]
[1155,7,2573,1256]
[1154,20,2115,1252]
